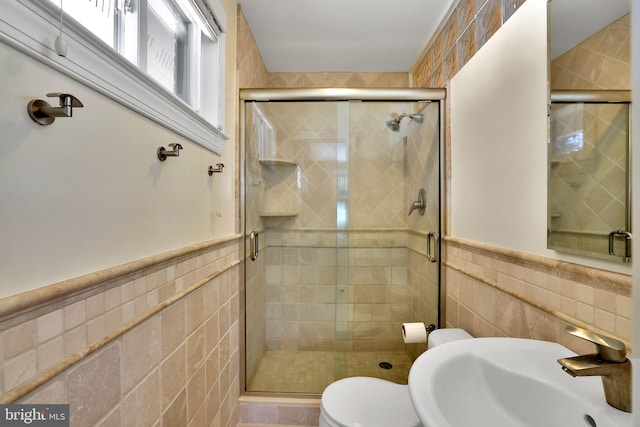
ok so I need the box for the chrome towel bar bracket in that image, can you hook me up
[157,143,183,161]
[208,163,224,175]
[27,92,83,126]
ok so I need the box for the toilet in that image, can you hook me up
[319,328,473,427]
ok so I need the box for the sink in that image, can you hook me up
[408,337,632,427]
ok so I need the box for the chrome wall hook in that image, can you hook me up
[208,163,224,175]
[157,143,183,161]
[27,93,83,125]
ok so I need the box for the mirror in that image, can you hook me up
[547,0,632,263]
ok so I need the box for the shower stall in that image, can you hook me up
[240,88,444,394]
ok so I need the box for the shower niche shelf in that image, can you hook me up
[257,158,298,218]
[259,158,297,168]
[259,211,298,217]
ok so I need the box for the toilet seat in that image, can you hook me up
[320,377,422,427]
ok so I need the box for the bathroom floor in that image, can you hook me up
[247,350,413,393]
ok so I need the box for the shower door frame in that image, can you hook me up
[239,88,446,397]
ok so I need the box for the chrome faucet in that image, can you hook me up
[557,325,632,413]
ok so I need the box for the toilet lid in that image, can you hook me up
[321,377,422,427]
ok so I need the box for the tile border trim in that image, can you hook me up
[444,236,631,296]
[0,234,242,321]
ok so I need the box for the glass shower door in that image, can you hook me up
[242,95,442,394]
[244,100,346,393]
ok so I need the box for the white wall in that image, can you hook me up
[450,0,630,275]
[0,0,237,297]
[450,0,548,254]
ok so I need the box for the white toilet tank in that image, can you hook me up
[427,328,473,349]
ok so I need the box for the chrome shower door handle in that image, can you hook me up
[608,230,631,262]
[427,231,439,262]
[249,231,259,261]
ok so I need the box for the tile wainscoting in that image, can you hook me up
[0,236,241,427]
[444,236,632,355]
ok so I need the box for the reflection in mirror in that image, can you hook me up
[547,0,632,263]
[549,0,631,90]
[548,92,630,262]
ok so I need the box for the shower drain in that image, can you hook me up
[378,361,393,370]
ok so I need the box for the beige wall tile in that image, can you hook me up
[4,321,35,360]
[4,350,37,391]
[66,342,121,427]
[122,370,161,427]
[445,239,630,355]
[187,325,206,377]
[21,379,66,405]
[161,344,186,408]
[616,295,633,318]
[86,293,105,320]
[37,309,63,344]
[64,301,87,331]
[163,389,187,427]
[187,364,206,420]
[122,317,161,394]
[186,288,205,335]
[161,301,185,359]
[37,336,63,372]
[87,316,106,343]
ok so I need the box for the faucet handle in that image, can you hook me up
[564,325,626,362]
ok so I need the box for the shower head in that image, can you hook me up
[385,113,424,132]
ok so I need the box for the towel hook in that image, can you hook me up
[157,143,183,161]
[208,163,224,175]
[27,93,83,126]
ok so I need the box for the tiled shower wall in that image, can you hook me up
[243,98,441,384]
[262,230,411,353]
[405,103,442,360]
[0,238,241,427]
[550,14,631,90]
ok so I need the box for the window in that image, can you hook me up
[2,0,227,154]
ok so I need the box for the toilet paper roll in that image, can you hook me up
[402,322,427,344]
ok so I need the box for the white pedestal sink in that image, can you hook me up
[408,338,632,427]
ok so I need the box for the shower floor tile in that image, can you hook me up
[247,350,413,394]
